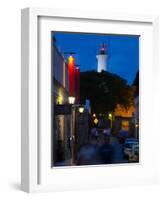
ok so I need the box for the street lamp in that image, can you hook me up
[68,96,75,105]
[94,118,99,125]
[78,105,84,114]
[108,113,113,128]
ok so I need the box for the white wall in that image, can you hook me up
[0,0,162,199]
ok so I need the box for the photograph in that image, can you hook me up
[51,32,139,167]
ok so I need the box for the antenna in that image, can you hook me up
[63,52,76,55]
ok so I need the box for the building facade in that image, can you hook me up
[132,72,139,139]
[52,43,72,165]
[113,103,135,136]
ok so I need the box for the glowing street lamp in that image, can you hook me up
[109,113,112,119]
[68,96,75,105]
[78,105,84,114]
[109,113,113,128]
[94,118,99,124]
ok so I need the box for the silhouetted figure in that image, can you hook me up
[77,135,100,165]
[98,137,114,164]
[103,127,111,137]
[91,127,99,140]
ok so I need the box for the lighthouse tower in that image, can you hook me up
[96,44,108,72]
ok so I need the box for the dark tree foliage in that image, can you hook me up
[80,70,134,114]
[132,71,139,97]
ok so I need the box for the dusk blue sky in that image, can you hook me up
[53,32,139,85]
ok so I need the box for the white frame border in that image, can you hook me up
[21,7,159,193]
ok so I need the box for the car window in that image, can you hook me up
[125,143,133,148]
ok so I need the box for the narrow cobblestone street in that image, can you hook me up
[110,136,128,164]
[55,135,128,167]
[76,134,128,166]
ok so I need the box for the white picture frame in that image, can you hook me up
[21,7,159,193]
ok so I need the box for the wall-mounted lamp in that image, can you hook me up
[78,105,84,114]
[68,96,75,105]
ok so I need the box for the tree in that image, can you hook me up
[80,70,134,114]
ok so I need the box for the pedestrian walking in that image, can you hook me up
[103,127,111,137]
[98,137,114,164]
[91,127,99,140]
[77,135,100,165]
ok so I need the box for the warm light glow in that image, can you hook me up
[122,120,129,131]
[93,113,96,117]
[57,96,63,104]
[78,106,84,113]
[114,104,135,118]
[68,96,75,104]
[68,56,74,65]
[135,124,139,128]
[109,113,112,119]
[94,118,99,124]
[56,90,63,104]
[68,55,75,96]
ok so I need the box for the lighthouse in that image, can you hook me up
[96,44,108,72]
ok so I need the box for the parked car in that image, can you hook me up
[123,139,138,159]
[118,130,129,144]
[125,138,138,144]
[128,144,139,162]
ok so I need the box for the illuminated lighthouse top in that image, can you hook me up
[96,44,108,72]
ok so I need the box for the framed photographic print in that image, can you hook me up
[51,31,139,167]
[21,8,159,193]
